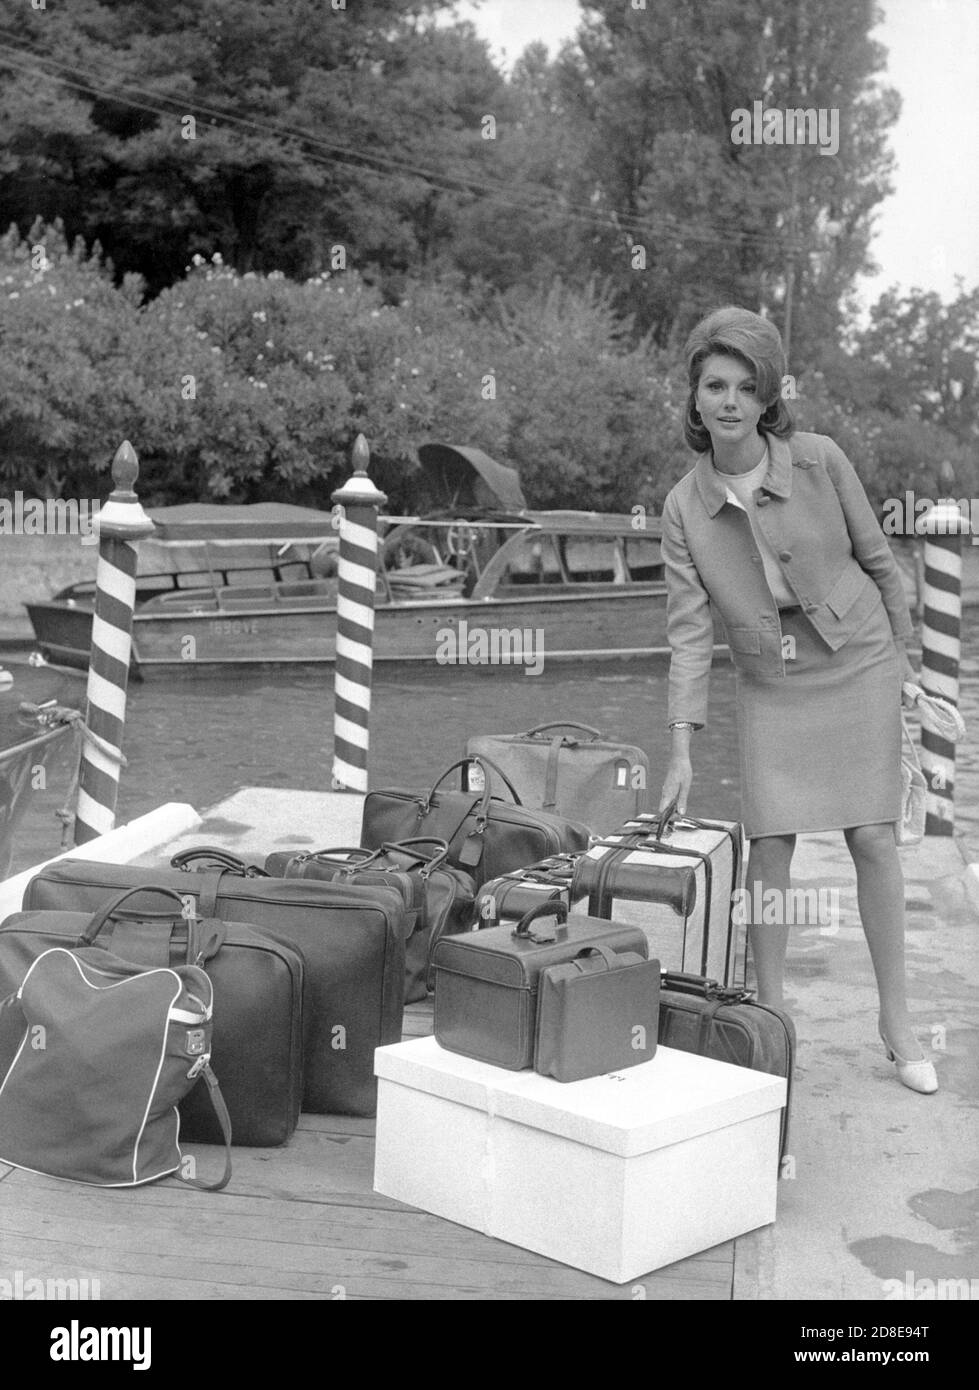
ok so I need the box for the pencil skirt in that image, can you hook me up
[735,595,903,839]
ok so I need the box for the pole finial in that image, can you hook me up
[110,440,140,499]
[98,439,155,540]
[351,433,370,475]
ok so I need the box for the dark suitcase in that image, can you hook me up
[361,757,591,890]
[432,900,648,1070]
[0,886,305,1147]
[477,855,580,924]
[657,971,795,1162]
[22,856,407,1117]
[534,945,660,1082]
[571,801,745,985]
[265,839,475,1000]
[466,721,650,834]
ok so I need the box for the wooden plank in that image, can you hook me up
[1,1179,731,1270]
[0,1194,732,1301]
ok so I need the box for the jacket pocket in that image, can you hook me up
[727,627,762,654]
[824,566,868,620]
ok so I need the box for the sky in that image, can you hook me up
[452,0,979,310]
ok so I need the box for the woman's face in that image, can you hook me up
[694,353,765,449]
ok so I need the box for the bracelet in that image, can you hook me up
[669,720,696,731]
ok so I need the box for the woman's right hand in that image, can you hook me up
[659,751,693,818]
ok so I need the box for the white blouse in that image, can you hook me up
[714,452,798,608]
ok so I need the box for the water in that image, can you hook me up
[8,641,979,874]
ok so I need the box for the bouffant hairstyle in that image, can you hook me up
[683,306,794,452]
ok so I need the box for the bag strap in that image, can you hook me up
[171,847,269,877]
[523,721,603,740]
[79,887,199,947]
[901,714,923,770]
[379,839,451,875]
[543,736,562,812]
[176,1062,233,1193]
[571,944,621,973]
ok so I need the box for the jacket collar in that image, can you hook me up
[694,431,793,518]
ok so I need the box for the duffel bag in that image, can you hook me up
[0,885,303,1147]
[0,888,232,1189]
[467,721,650,834]
[22,857,407,1117]
[657,970,795,1163]
[264,838,475,999]
[362,756,591,890]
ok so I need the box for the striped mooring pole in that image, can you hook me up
[331,434,387,792]
[73,442,155,844]
[919,499,967,835]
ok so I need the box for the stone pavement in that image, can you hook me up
[734,831,979,1301]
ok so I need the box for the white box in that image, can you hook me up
[374,1038,786,1284]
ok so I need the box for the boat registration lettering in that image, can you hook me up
[210,619,258,637]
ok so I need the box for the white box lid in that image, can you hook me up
[375,1038,786,1158]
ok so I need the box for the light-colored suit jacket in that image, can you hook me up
[661,430,913,727]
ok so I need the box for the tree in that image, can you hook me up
[547,0,899,364]
[0,0,504,294]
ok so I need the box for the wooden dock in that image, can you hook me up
[0,789,740,1301]
[0,999,736,1301]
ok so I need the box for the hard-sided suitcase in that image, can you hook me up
[657,971,795,1162]
[432,900,648,1070]
[22,855,407,1117]
[0,886,304,1147]
[477,854,580,925]
[264,839,475,1000]
[467,721,650,834]
[571,801,745,986]
[534,944,660,1082]
[361,757,591,890]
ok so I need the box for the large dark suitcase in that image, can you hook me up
[0,886,304,1147]
[431,900,648,1070]
[657,971,795,1162]
[571,802,745,985]
[361,757,591,890]
[466,721,650,834]
[22,857,407,1117]
[264,839,475,1000]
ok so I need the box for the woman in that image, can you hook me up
[658,305,937,1094]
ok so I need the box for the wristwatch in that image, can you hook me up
[669,720,696,731]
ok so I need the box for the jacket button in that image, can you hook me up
[778,551,791,562]
[804,602,816,613]
[756,494,771,507]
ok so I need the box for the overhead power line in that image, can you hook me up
[0,30,813,258]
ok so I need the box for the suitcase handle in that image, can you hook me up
[170,846,269,877]
[571,944,621,973]
[79,887,201,948]
[424,757,523,817]
[379,838,451,875]
[511,899,569,940]
[652,796,680,839]
[661,970,753,1004]
[521,721,603,741]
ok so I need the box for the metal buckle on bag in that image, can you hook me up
[186,1050,210,1080]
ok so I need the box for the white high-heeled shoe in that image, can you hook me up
[878,1021,939,1094]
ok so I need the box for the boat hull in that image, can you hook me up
[28,588,671,673]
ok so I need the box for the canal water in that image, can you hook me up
[8,643,979,875]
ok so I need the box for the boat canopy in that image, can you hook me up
[416,444,527,513]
